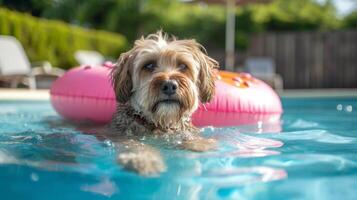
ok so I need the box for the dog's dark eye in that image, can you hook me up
[178,63,188,71]
[143,62,156,71]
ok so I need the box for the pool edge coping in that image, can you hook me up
[0,89,50,100]
[279,89,357,98]
[1,88,357,101]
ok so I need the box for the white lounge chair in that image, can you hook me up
[74,50,105,66]
[245,57,284,91]
[0,35,65,89]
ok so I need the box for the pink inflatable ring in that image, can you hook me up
[50,63,283,128]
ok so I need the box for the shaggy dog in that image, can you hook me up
[109,31,219,175]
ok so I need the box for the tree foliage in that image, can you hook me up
[249,0,339,31]
[0,7,127,68]
[344,11,357,28]
[0,0,344,50]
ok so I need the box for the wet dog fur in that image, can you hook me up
[108,31,219,175]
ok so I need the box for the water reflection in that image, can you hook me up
[0,101,288,199]
[194,166,287,185]
[81,178,118,197]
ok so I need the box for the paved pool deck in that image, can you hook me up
[1,88,357,101]
[0,89,49,100]
[279,89,357,98]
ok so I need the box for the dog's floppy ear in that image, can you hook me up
[197,51,219,103]
[188,40,219,103]
[111,50,134,103]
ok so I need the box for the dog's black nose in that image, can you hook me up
[161,80,178,96]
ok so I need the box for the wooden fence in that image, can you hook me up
[246,30,357,89]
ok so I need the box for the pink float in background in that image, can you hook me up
[50,63,283,132]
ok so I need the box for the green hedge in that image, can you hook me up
[0,7,127,69]
[344,11,357,29]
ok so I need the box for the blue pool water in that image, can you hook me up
[0,97,357,200]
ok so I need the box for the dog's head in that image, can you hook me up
[111,31,219,129]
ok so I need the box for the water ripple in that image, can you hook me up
[183,166,287,186]
[288,119,321,129]
[81,178,118,197]
[263,154,357,171]
[271,130,356,144]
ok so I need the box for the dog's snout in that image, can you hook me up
[161,80,178,96]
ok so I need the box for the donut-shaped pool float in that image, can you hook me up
[50,63,282,130]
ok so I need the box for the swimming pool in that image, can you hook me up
[0,97,356,200]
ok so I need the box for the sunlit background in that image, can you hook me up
[0,0,356,89]
[1,1,357,199]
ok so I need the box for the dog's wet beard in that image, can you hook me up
[151,99,181,113]
[152,102,181,129]
[145,74,198,130]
